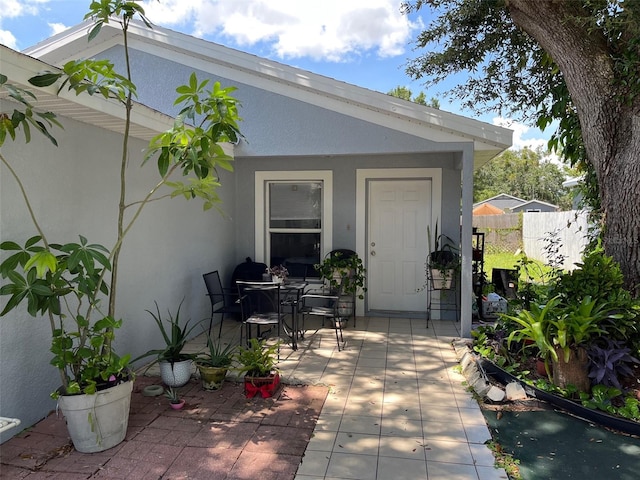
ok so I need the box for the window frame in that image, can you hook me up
[255,171,333,265]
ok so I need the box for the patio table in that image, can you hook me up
[278,281,308,350]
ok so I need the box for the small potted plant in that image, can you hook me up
[427,224,460,290]
[266,264,289,284]
[194,334,236,390]
[134,300,201,387]
[164,387,185,410]
[314,251,366,323]
[314,252,366,299]
[234,338,280,398]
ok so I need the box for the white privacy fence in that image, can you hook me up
[522,210,589,270]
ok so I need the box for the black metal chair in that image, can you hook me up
[203,270,242,338]
[298,293,344,351]
[237,281,284,352]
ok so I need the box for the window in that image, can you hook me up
[255,171,333,278]
[268,182,322,276]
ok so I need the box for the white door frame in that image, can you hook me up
[356,168,442,315]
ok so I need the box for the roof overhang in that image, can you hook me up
[25,20,511,167]
[1,44,176,142]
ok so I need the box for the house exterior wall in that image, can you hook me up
[235,153,461,257]
[0,107,237,442]
[105,46,441,158]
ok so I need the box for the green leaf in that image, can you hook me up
[28,72,63,87]
[24,250,58,278]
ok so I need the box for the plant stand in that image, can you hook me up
[426,264,459,328]
[244,372,280,398]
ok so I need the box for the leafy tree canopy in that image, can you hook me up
[387,85,440,108]
[402,0,640,294]
[474,148,575,210]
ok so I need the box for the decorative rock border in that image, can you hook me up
[453,339,640,436]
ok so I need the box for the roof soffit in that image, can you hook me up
[2,44,175,141]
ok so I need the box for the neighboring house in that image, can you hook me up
[0,20,511,440]
[472,203,504,216]
[510,199,559,213]
[474,193,558,214]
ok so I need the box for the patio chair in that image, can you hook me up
[237,281,284,352]
[298,293,344,351]
[203,270,241,338]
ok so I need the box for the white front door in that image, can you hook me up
[367,179,432,312]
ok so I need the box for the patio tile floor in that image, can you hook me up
[0,316,506,479]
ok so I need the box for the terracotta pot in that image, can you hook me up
[536,358,550,377]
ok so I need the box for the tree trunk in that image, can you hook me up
[507,0,640,296]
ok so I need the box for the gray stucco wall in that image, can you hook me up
[105,46,440,157]
[0,105,237,442]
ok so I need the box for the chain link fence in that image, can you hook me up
[473,213,522,255]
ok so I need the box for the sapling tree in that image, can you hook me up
[0,0,242,394]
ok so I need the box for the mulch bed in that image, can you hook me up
[0,376,328,479]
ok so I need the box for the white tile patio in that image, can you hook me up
[192,314,507,480]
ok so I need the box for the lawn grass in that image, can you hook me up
[483,252,553,284]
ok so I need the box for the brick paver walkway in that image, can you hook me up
[0,376,328,479]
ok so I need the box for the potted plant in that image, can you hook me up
[427,223,460,290]
[164,387,185,410]
[314,251,366,323]
[194,334,236,390]
[267,265,289,284]
[506,295,611,392]
[315,252,366,299]
[234,338,280,398]
[0,2,241,453]
[134,300,201,387]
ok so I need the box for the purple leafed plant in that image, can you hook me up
[588,338,640,390]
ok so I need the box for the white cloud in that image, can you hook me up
[494,117,548,150]
[140,0,418,61]
[48,22,69,36]
[493,117,562,164]
[0,0,48,48]
[0,29,17,48]
[0,0,47,19]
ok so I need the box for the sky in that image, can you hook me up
[0,0,551,151]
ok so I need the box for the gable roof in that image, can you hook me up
[24,20,512,167]
[1,44,174,141]
[473,203,504,215]
[510,199,559,212]
[473,193,526,208]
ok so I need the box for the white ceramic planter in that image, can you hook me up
[159,359,193,387]
[58,380,133,453]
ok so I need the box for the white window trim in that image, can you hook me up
[255,171,333,263]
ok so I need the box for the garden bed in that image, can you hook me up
[479,357,640,436]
